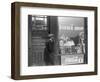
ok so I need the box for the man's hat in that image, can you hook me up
[48,34,54,37]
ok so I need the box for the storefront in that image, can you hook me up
[28,15,87,66]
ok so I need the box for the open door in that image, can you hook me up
[28,15,49,66]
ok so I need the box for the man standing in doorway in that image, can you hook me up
[44,34,55,65]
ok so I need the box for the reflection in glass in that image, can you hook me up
[32,16,47,30]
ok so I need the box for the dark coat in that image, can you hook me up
[44,39,55,65]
